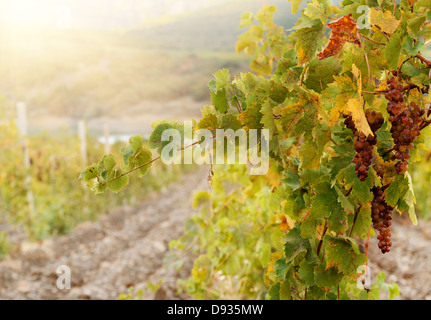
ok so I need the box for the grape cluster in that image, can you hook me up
[371,187,393,254]
[385,77,425,173]
[344,110,384,181]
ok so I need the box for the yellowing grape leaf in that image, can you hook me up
[370,8,400,35]
[351,64,362,97]
[347,98,373,137]
[295,21,326,65]
[288,0,303,14]
[405,172,418,226]
[322,74,356,122]
[317,14,361,60]
[323,234,367,278]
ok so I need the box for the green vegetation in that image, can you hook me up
[83,0,431,300]
[0,99,190,257]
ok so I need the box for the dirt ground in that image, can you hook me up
[0,168,208,300]
[0,167,430,300]
[368,214,431,300]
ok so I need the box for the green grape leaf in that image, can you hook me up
[294,20,326,65]
[403,37,426,56]
[149,121,183,155]
[102,154,115,172]
[197,113,219,135]
[107,169,129,193]
[323,234,367,278]
[310,182,338,219]
[314,263,343,288]
[288,0,303,14]
[260,100,278,138]
[407,16,426,38]
[384,174,408,207]
[334,185,354,214]
[239,12,254,29]
[370,8,400,34]
[299,260,316,286]
[211,88,229,114]
[385,32,404,70]
[268,283,280,300]
[279,280,292,300]
[303,0,328,25]
[351,203,372,239]
[80,164,98,183]
[239,103,263,130]
[220,113,242,131]
[284,226,308,259]
[129,135,143,155]
[214,68,231,91]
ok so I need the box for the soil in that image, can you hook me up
[0,168,208,300]
[0,167,430,300]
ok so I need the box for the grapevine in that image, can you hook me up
[371,186,393,254]
[385,76,426,173]
[80,0,431,300]
[344,110,384,181]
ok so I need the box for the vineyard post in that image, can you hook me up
[16,102,36,216]
[78,120,87,167]
[103,123,110,154]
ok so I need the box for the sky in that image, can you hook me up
[0,0,229,30]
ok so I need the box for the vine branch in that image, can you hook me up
[96,138,215,188]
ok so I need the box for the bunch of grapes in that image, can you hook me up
[371,187,393,254]
[344,110,384,181]
[385,77,425,173]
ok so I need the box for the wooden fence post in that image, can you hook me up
[78,120,87,166]
[104,123,110,154]
[16,102,36,215]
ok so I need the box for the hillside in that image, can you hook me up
[129,0,301,51]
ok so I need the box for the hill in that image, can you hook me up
[129,0,302,52]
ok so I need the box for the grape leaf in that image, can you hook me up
[288,0,303,14]
[347,98,373,137]
[317,14,361,60]
[214,69,231,91]
[385,32,404,70]
[323,234,367,278]
[299,260,316,286]
[404,172,418,226]
[370,8,400,35]
[107,169,129,193]
[314,263,343,288]
[294,20,326,65]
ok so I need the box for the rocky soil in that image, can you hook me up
[0,168,208,300]
[1,167,430,300]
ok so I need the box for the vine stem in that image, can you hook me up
[316,220,328,257]
[348,204,362,237]
[97,156,161,188]
[363,84,428,96]
[216,248,238,270]
[291,292,304,300]
[344,185,353,197]
[362,90,388,95]
[416,54,431,68]
[420,119,431,131]
[228,88,243,114]
[361,34,385,46]
[364,228,371,293]
[96,138,214,188]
